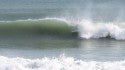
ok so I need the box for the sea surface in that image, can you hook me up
[0,0,125,70]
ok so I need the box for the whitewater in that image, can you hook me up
[77,19,125,40]
[0,55,125,70]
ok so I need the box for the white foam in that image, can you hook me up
[0,56,125,70]
[78,19,125,40]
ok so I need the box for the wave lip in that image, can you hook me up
[0,56,125,70]
[78,19,125,40]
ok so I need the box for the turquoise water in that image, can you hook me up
[0,0,125,70]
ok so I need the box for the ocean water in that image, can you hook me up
[0,0,125,70]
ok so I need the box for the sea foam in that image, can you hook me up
[0,56,125,70]
[78,19,125,40]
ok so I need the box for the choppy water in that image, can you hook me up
[0,0,125,70]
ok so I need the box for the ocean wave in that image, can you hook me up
[1,18,125,40]
[0,56,125,70]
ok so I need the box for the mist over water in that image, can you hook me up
[0,0,125,22]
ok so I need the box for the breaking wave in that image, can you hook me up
[78,19,125,40]
[1,18,125,40]
[0,55,125,70]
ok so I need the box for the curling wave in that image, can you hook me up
[1,18,125,40]
[0,56,125,70]
[0,18,75,37]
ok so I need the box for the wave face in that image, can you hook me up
[78,19,125,40]
[0,56,124,70]
[0,18,75,37]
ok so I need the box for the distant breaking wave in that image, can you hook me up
[0,55,125,70]
[0,18,125,40]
